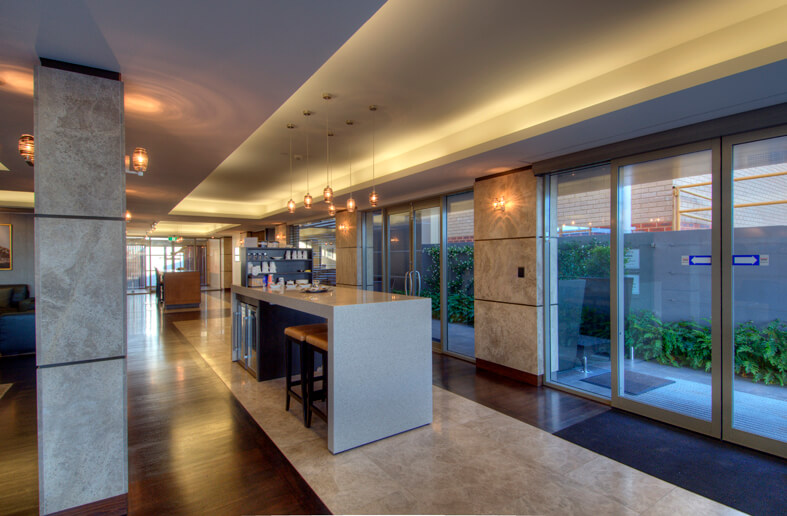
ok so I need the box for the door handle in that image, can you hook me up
[415,270,422,297]
[404,270,411,296]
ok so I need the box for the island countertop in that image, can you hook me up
[231,284,424,318]
[231,283,433,453]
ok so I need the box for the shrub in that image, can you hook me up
[625,310,786,386]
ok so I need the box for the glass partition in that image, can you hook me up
[546,165,611,395]
[445,192,475,357]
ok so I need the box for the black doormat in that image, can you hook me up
[580,370,675,395]
[555,409,787,516]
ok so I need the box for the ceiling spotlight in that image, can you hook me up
[18,134,34,166]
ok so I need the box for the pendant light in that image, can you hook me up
[346,119,356,213]
[328,202,336,216]
[286,123,296,213]
[368,105,379,207]
[323,93,334,203]
[303,110,313,209]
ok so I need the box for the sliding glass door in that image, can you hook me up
[612,143,720,436]
[386,202,441,343]
[362,192,475,356]
[544,128,787,457]
[724,129,787,456]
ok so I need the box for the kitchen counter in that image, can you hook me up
[231,284,433,453]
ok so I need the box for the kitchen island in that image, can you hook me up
[231,284,433,453]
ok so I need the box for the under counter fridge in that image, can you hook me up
[232,298,259,378]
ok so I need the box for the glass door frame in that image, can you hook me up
[610,139,723,439]
[722,125,787,458]
[384,198,444,349]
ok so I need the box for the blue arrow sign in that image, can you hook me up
[733,254,759,266]
[689,255,711,265]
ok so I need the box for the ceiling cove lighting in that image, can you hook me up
[287,123,296,214]
[18,134,34,166]
[368,105,378,207]
[493,196,506,211]
[345,119,356,213]
[303,110,313,209]
[323,93,334,203]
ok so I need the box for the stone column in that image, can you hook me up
[34,62,127,514]
[473,169,544,385]
[335,210,362,288]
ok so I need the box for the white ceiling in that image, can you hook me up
[1,0,786,236]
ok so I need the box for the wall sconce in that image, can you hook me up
[493,196,506,211]
[124,147,149,176]
[18,134,34,166]
[132,147,148,172]
[125,210,132,221]
[338,222,348,231]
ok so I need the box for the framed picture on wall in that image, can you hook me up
[0,224,11,270]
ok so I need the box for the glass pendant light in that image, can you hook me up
[303,110,313,209]
[328,202,336,216]
[346,119,356,213]
[287,124,296,213]
[324,122,333,203]
[323,94,334,203]
[369,105,379,207]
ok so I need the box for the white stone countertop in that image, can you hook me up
[231,284,424,318]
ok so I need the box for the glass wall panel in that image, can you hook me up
[445,192,475,357]
[363,210,383,291]
[298,219,336,285]
[126,240,147,291]
[414,206,441,342]
[547,165,612,395]
[731,135,787,443]
[620,150,713,421]
[388,212,411,293]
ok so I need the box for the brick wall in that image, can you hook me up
[447,208,474,243]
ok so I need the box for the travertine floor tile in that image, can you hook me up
[640,487,746,516]
[566,456,676,513]
[175,296,741,516]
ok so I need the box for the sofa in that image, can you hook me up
[0,284,35,355]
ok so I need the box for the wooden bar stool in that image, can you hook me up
[304,331,329,428]
[284,323,327,424]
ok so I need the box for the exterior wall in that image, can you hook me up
[474,169,544,381]
[447,209,474,243]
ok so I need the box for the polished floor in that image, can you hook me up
[0,291,746,515]
[174,290,742,515]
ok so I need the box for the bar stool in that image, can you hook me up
[304,331,329,427]
[284,323,327,424]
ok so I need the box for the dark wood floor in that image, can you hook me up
[1,292,609,514]
[0,354,38,516]
[433,353,609,433]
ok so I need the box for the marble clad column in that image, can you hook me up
[34,62,127,515]
[473,169,545,384]
[335,210,362,288]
